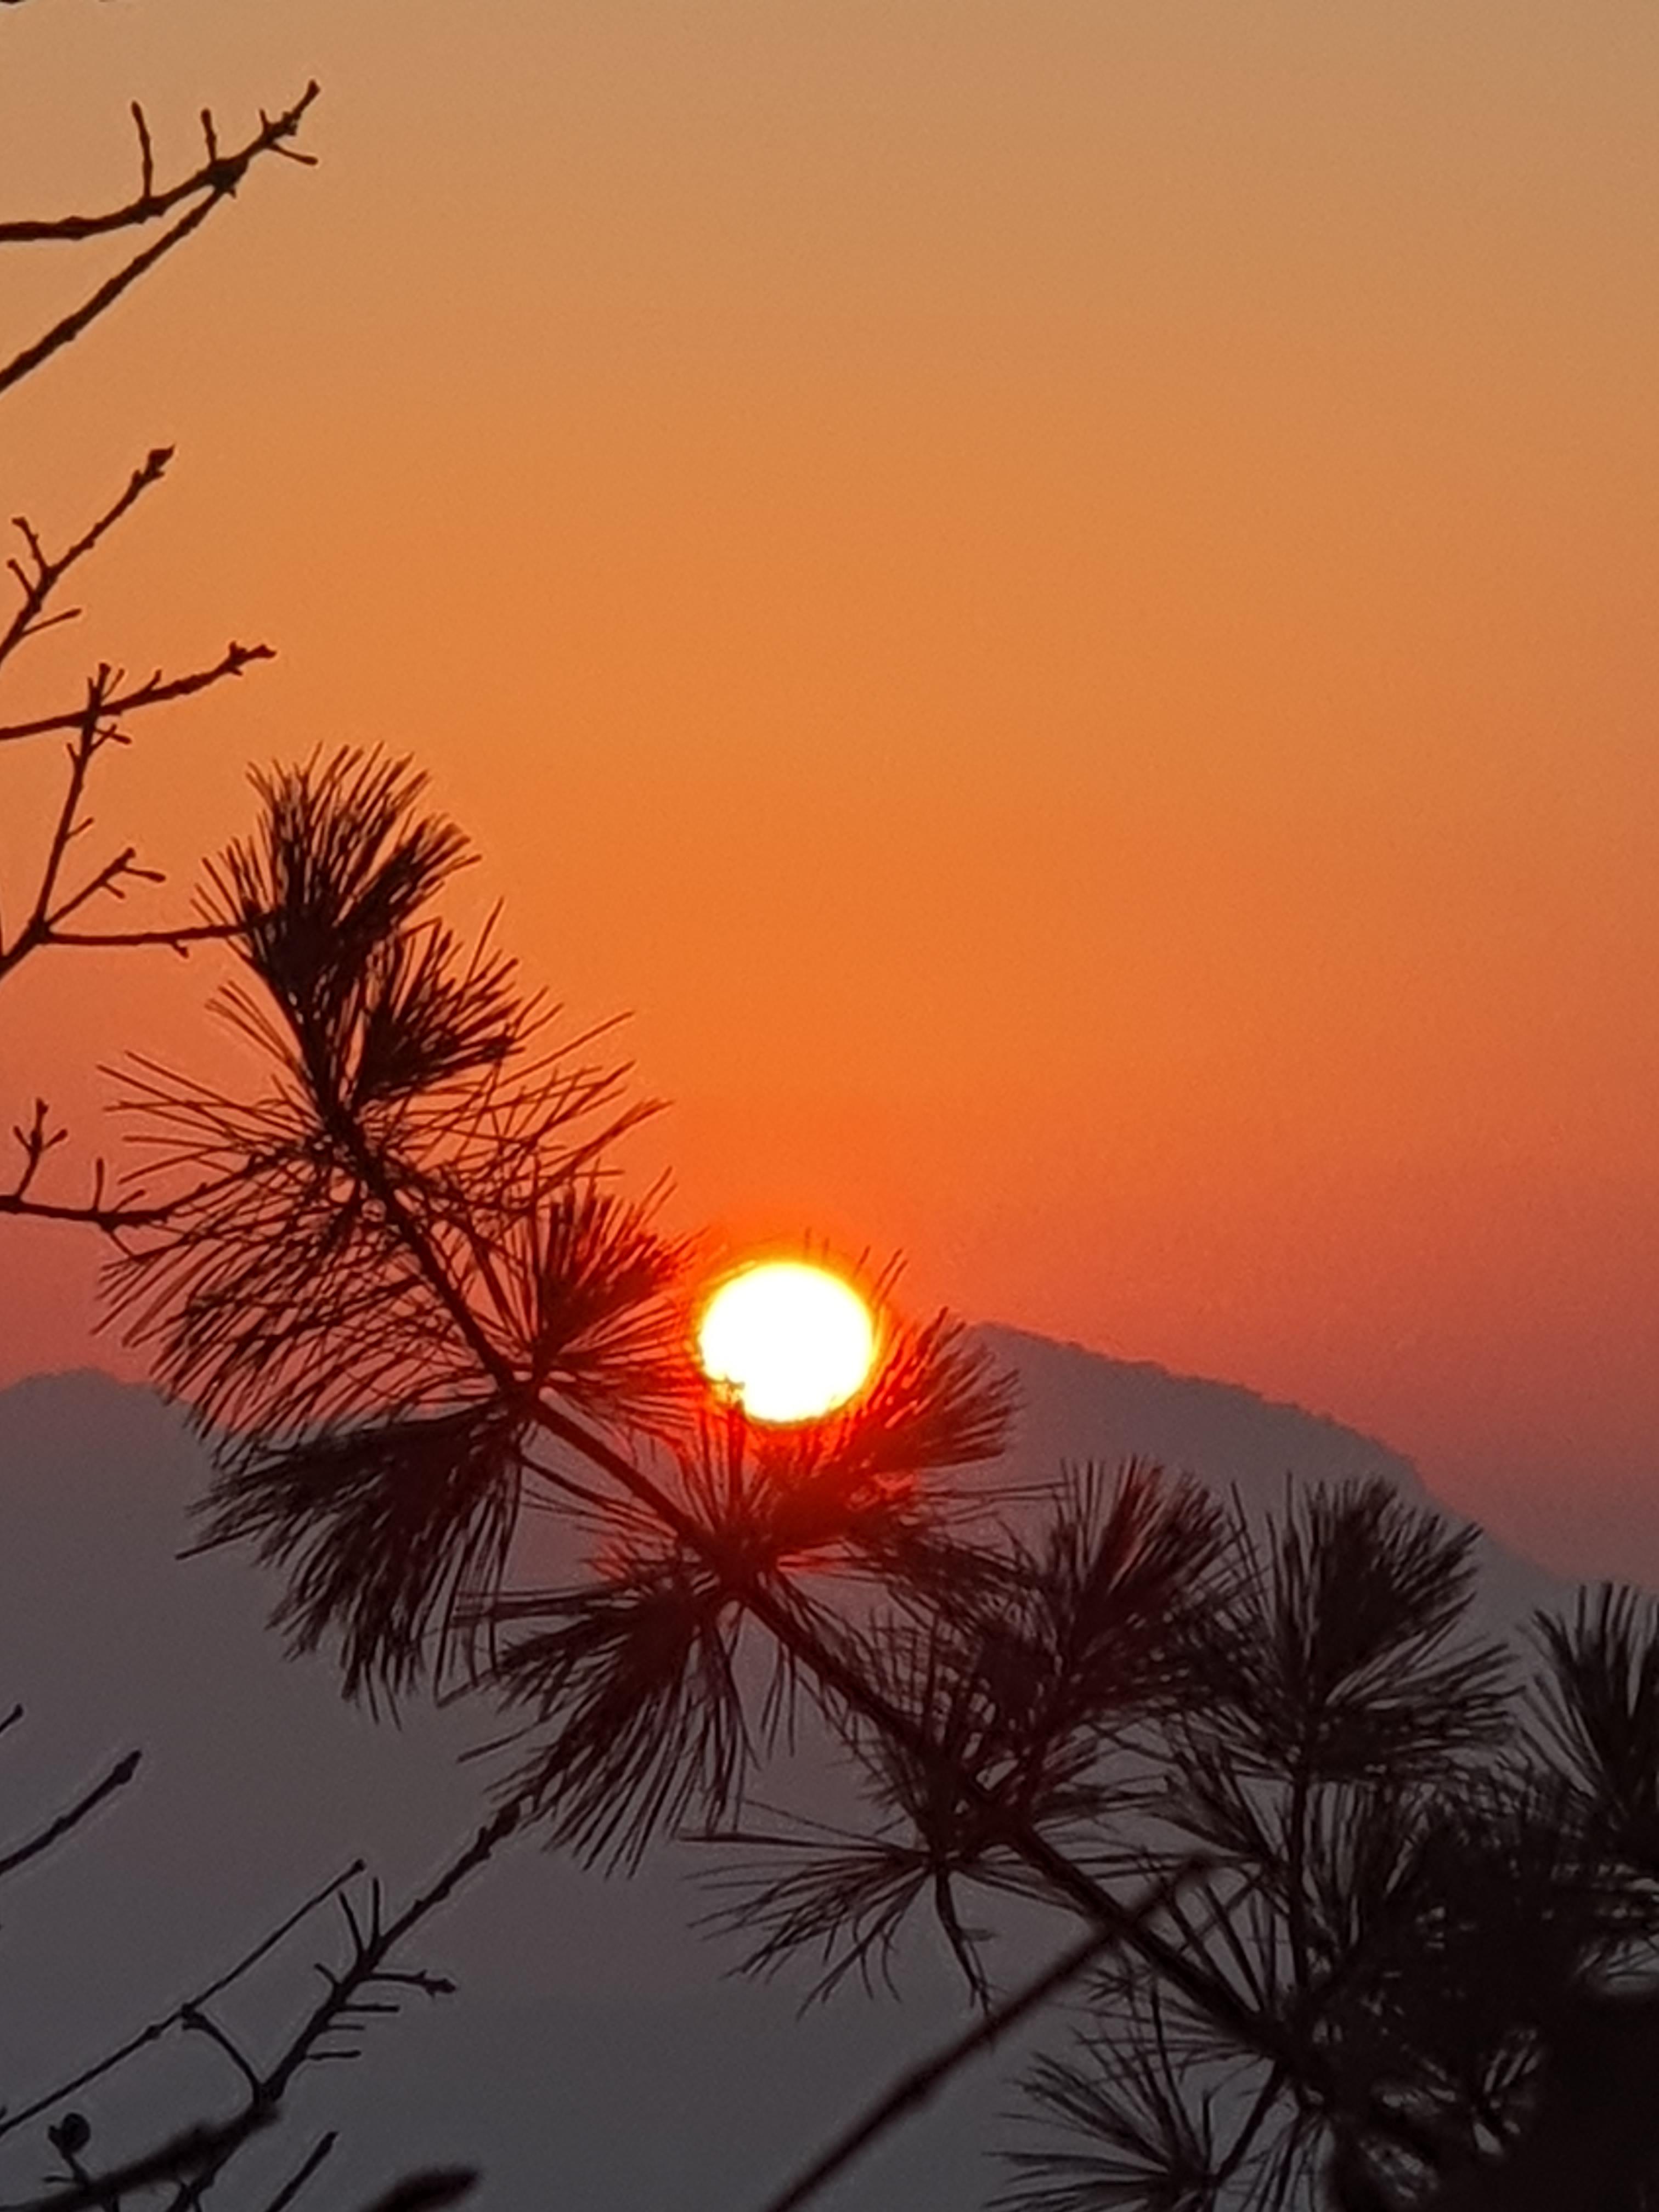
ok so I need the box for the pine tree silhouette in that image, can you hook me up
[106,753,1659,2212]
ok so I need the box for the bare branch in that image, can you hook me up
[2,1802,521,2212]
[33,923,242,953]
[0,682,124,981]
[0,1857,365,2143]
[0,667,247,1008]
[0,84,320,396]
[0,1184,184,1232]
[180,2005,263,2102]
[0,643,274,747]
[0,1120,246,1233]
[0,449,172,676]
[0,493,267,1234]
[133,104,156,205]
[255,2133,336,2212]
[0,1750,139,1883]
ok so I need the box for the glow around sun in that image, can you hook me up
[696,1261,878,1424]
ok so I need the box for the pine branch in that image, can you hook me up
[116,751,1531,2195]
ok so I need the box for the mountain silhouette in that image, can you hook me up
[0,1341,1585,2210]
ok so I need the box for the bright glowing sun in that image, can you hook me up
[696,1261,878,1425]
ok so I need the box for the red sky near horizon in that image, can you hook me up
[3,0,1657,1583]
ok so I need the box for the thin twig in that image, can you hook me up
[3,1803,521,2212]
[0,643,274,746]
[4,684,117,978]
[35,922,242,952]
[255,2132,336,2212]
[0,86,319,396]
[0,93,317,244]
[180,2005,263,2101]
[0,449,172,674]
[0,1751,139,1882]
[0,1186,187,1232]
[0,1857,364,2142]
[0,1141,245,1235]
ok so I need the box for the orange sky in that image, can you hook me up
[3,0,1657,1580]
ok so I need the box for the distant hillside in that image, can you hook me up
[0,1344,1597,2210]
[979,1324,1568,1628]
[984,1323,1426,1503]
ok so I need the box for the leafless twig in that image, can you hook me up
[0,84,319,397]
[0,1856,363,2143]
[254,2133,336,2212]
[0,450,173,677]
[0,644,274,748]
[2,1802,520,2212]
[0,1751,139,1884]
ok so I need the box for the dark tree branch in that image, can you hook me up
[118,753,1621,2204]
[523,1391,1297,2066]
[35,923,242,952]
[179,2006,263,2102]
[1,195,212,399]
[0,1111,240,1232]
[0,463,262,998]
[0,50,469,2212]
[0,1183,182,1232]
[115,756,1354,2177]
[0,1857,364,2143]
[0,85,319,396]
[3,1802,521,2212]
[0,644,274,747]
[0,1751,139,1883]
[255,2132,336,2212]
[0,638,261,1229]
[1,683,131,983]
[0,95,316,245]
[0,450,172,675]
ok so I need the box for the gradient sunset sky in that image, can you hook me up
[3,0,1657,1579]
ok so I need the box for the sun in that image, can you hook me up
[696,1260,878,1425]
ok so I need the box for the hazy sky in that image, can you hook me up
[3,1,1657,1577]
